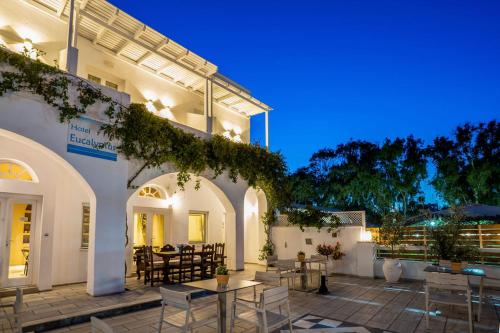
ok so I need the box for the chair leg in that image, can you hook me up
[158,303,165,333]
[229,302,235,333]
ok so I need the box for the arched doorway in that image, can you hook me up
[0,129,96,290]
[243,187,267,265]
[125,173,236,274]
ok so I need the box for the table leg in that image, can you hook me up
[218,292,226,333]
[300,261,307,290]
[162,258,170,284]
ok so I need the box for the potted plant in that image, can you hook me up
[215,265,229,285]
[297,251,306,262]
[450,244,479,272]
[317,242,345,261]
[379,212,405,283]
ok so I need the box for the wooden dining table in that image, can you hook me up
[154,250,207,284]
[424,265,486,321]
[183,278,261,333]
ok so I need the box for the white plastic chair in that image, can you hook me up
[0,288,23,333]
[158,287,218,333]
[91,317,114,333]
[425,271,473,333]
[230,285,293,333]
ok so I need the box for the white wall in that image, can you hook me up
[243,188,267,264]
[272,225,364,275]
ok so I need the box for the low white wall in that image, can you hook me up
[272,225,363,275]
[374,259,500,288]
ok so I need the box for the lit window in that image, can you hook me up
[138,186,163,199]
[0,161,33,181]
[87,74,101,84]
[188,212,207,244]
[81,203,90,249]
[105,81,118,90]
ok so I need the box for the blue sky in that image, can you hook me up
[110,0,499,196]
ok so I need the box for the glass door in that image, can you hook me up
[1,197,37,287]
[133,210,165,251]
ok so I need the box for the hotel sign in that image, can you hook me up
[67,117,117,161]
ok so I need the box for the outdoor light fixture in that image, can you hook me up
[360,230,372,242]
[145,100,156,113]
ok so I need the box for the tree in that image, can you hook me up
[427,121,499,206]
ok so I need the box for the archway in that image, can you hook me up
[243,187,267,265]
[0,129,96,290]
[125,172,237,273]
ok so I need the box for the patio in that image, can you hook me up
[1,265,499,333]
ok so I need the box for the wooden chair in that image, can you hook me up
[143,245,164,286]
[134,247,145,280]
[172,245,195,283]
[194,244,214,280]
[230,285,293,333]
[425,271,473,333]
[91,317,114,333]
[0,288,23,333]
[308,254,327,284]
[158,287,218,333]
[276,259,297,290]
[265,254,278,272]
[213,243,226,268]
[234,271,281,305]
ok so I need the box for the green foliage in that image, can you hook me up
[215,265,229,275]
[286,205,341,235]
[379,212,405,259]
[427,121,500,206]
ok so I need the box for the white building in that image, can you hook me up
[0,0,270,295]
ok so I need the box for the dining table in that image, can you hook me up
[183,278,261,333]
[424,265,486,321]
[154,250,206,284]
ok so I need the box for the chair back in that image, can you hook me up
[159,287,191,310]
[254,271,280,286]
[160,244,175,252]
[143,245,154,268]
[179,244,195,267]
[201,244,214,262]
[215,243,225,259]
[425,272,469,292]
[259,286,289,308]
[310,254,327,262]
[91,317,114,333]
[276,259,296,272]
[266,255,278,265]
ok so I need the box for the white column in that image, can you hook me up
[265,111,269,150]
[204,79,213,135]
[65,0,78,74]
[356,241,376,278]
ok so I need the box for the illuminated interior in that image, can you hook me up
[188,213,206,243]
[133,212,165,250]
[0,161,33,181]
[8,203,32,279]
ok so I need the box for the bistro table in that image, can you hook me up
[424,265,486,321]
[183,278,261,333]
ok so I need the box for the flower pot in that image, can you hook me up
[451,262,461,273]
[382,258,402,283]
[297,254,305,262]
[216,274,229,285]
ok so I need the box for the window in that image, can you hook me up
[0,161,33,181]
[105,81,118,90]
[81,203,90,249]
[138,186,164,199]
[87,74,101,84]
[188,212,207,244]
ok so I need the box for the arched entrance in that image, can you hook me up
[0,129,96,290]
[125,173,236,274]
[243,187,267,265]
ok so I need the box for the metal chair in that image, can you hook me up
[308,254,327,284]
[265,254,278,272]
[158,287,218,333]
[425,271,473,333]
[0,288,23,333]
[91,317,114,333]
[230,285,293,333]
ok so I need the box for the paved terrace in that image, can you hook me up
[1,265,499,333]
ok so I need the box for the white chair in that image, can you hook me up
[425,272,473,333]
[235,271,281,305]
[308,255,327,284]
[0,288,23,333]
[91,317,114,333]
[276,259,297,290]
[230,285,293,333]
[158,287,218,333]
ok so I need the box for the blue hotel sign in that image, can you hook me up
[67,117,117,161]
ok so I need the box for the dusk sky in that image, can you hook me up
[110,0,499,173]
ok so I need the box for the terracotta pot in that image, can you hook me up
[297,254,306,262]
[216,274,229,285]
[451,262,462,273]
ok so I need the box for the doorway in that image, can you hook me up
[132,208,167,251]
[0,196,38,287]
